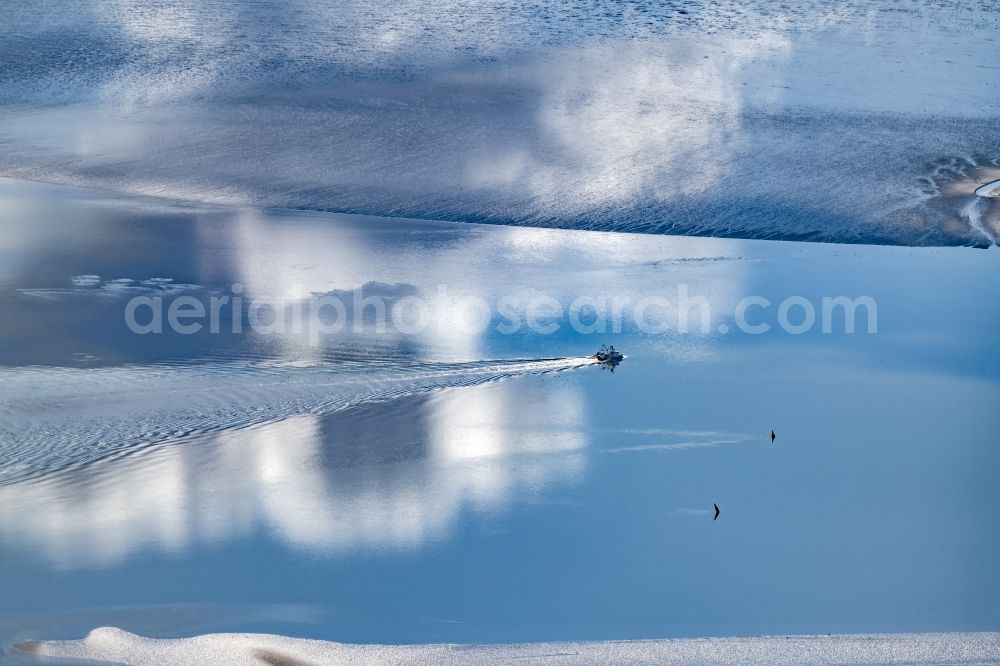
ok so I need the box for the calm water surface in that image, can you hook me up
[1,180,998,650]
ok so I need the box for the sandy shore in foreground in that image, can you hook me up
[17,628,1000,666]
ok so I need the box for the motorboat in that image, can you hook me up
[591,345,624,367]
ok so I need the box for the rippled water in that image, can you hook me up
[0,356,595,485]
[1,1,998,245]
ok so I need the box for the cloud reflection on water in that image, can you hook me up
[467,35,789,212]
[0,179,745,570]
[0,381,586,569]
[2,1,996,245]
[202,205,750,363]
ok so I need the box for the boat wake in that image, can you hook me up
[0,356,596,486]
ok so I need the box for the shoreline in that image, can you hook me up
[975,179,1000,198]
[17,628,1000,665]
[0,174,994,251]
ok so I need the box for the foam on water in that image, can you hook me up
[16,628,1000,666]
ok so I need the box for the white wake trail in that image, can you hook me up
[0,356,596,485]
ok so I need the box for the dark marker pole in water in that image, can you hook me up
[713,503,720,521]
[771,430,776,443]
